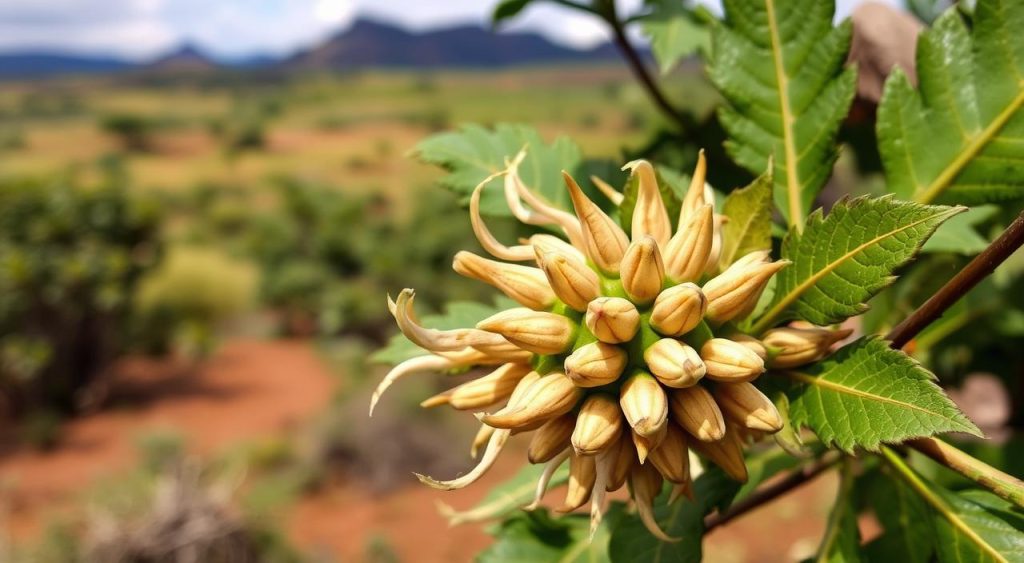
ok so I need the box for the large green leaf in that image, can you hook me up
[708,0,856,226]
[413,123,582,217]
[480,505,621,563]
[781,337,980,452]
[864,468,935,563]
[876,0,1024,206]
[932,489,1024,563]
[641,0,710,74]
[753,196,961,331]
[718,163,773,269]
[814,464,863,562]
[370,296,518,364]
[437,462,569,526]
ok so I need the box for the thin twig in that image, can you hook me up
[598,2,693,132]
[703,453,842,532]
[887,209,1024,349]
[907,437,1024,508]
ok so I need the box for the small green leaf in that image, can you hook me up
[437,462,569,526]
[876,0,1024,205]
[864,468,935,563]
[815,463,863,563]
[708,0,857,226]
[371,296,518,364]
[921,205,999,255]
[413,123,582,217]
[641,0,710,74]
[754,196,961,331]
[781,337,981,452]
[933,489,1024,563]
[492,0,535,26]
[480,505,621,563]
[719,163,773,269]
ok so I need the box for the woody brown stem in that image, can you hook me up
[906,437,1024,507]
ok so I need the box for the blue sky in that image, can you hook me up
[0,0,900,61]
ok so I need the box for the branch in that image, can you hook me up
[703,453,842,532]
[886,209,1024,349]
[598,3,693,132]
[906,437,1024,508]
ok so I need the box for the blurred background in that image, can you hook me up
[0,1,1009,561]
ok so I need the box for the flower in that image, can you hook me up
[371,150,838,540]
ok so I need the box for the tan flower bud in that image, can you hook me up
[585,297,640,344]
[590,174,624,206]
[477,308,574,355]
[537,250,601,312]
[479,372,581,429]
[649,283,707,336]
[391,289,508,352]
[700,338,766,382]
[730,333,768,359]
[621,236,666,304]
[729,249,771,269]
[528,413,576,463]
[680,150,708,221]
[669,385,726,442]
[528,234,586,263]
[647,422,690,484]
[424,363,532,411]
[619,372,668,439]
[558,452,597,512]
[644,338,705,388]
[631,462,678,542]
[606,432,633,492]
[762,326,854,368]
[689,425,748,482]
[572,394,624,456]
[564,172,629,274]
[631,426,667,464]
[453,251,555,310]
[663,204,714,282]
[470,423,495,459]
[702,258,789,323]
[564,342,627,387]
[714,382,783,433]
[624,160,671,247]
[704,214,727,274]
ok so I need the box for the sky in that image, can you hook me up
[0,0,901,61]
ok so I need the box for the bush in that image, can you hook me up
[99,113,160,151]
[0,175,163,415]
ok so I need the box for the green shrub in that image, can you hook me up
[99,113,160,151]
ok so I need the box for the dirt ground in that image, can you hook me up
[0,338,852,562]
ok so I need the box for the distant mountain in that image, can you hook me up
[145,44,218,72]
[286,18,621,70]
[0,52,133,79]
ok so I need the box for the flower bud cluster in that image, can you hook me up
[372,151,849,540]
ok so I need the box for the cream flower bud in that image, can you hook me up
[689,425,748,482]
[619,372,668,439]
[680,150,708,221]
[700,338,766,382]
[564,172,629,274]
[528,413,575,464]
[663,204,714,282]
[477,308,574,355]
[730,333,768,359]
[729,249,771,269]
[631,462,678,542]
[470,423,495,459]
[669,385,726,442]
[606,432,633,492]
[537,250,601,312]
[585,297,640,344]
[453,251,555,310]
[564,342,627,387]
[559,452,597,512]
[572,394,624,456]
[625,160,671,247]
[422,362,532,411]
[704,214,727,274]
[621,236,665,304]
[644,338,705,388]
[762,326,854,368]
[631,426,666,464]
[702,258,790,323]
[714,382,783,432]
[528,234,586,262]
[479,372,581,429]
[647,422,690,484]
[649,283,706,336]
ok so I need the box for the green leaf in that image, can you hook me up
[437,462,569,526]
[370,296,518,364]
[932,489,1024,563]
[480,505,621,563]
[641,0,710,74]
[754,196,961,331]
[781,337,981,452]
[413,123,582,217]
[708,0,857,226]
[864,468,935,563]
[876,0,1024,206]
[492,0,535,26]
[921,205,999,255]
[815,463,863,563]
[719,163,773,269]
